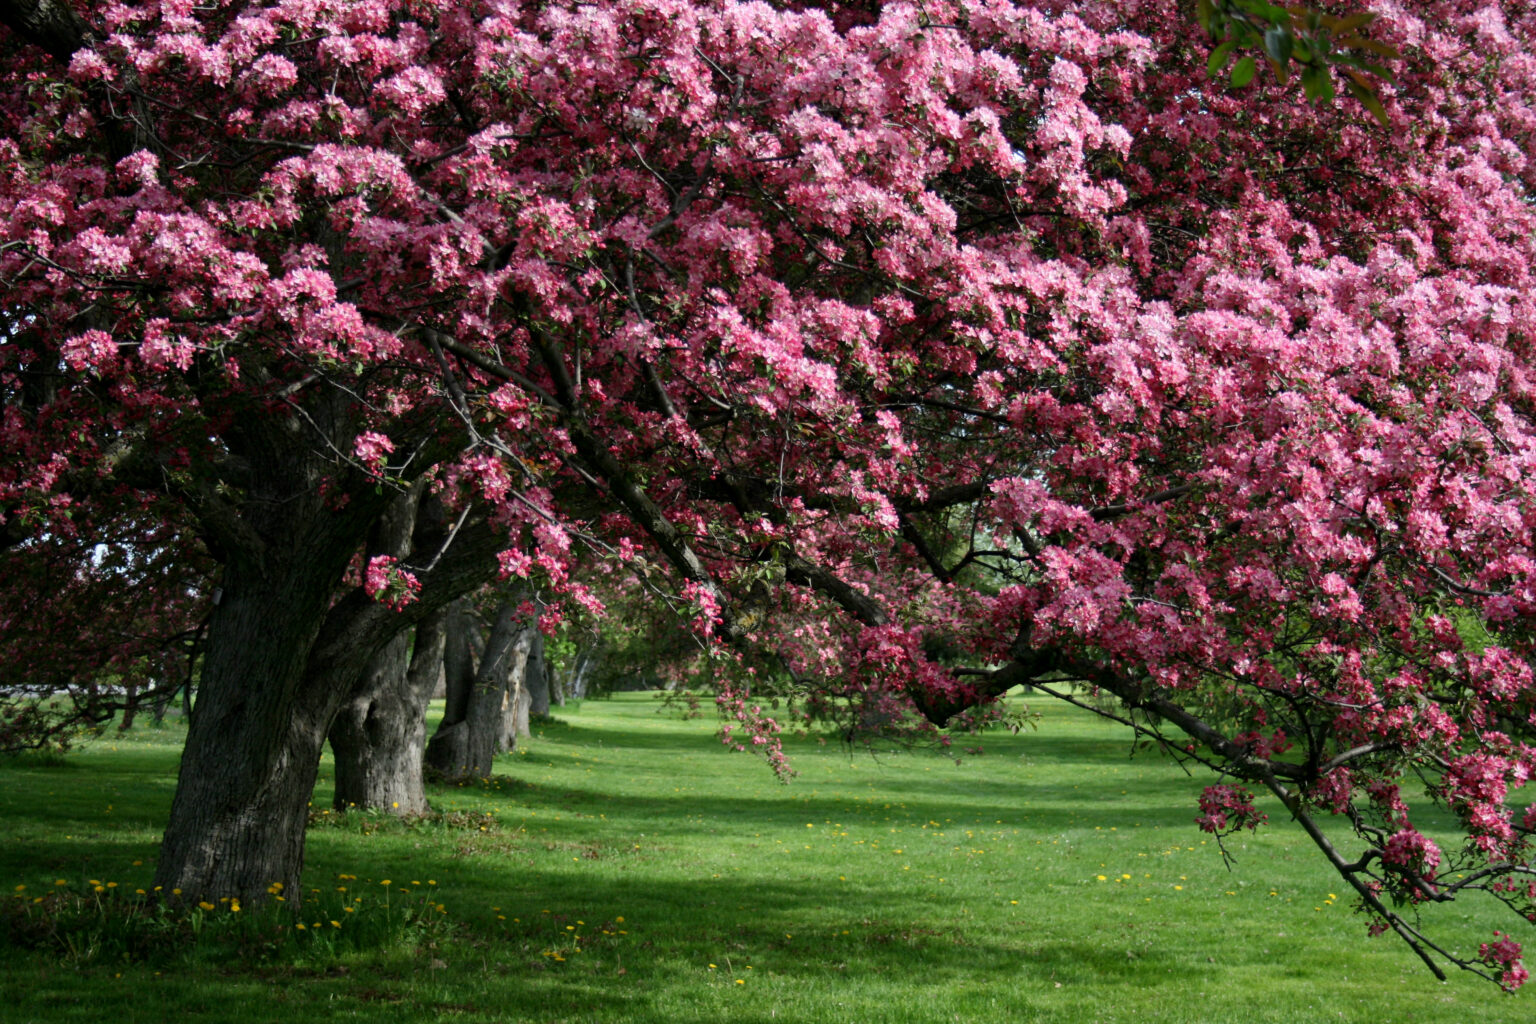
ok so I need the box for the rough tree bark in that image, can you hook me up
[498,626,534,751]
[425,600,495,779]
[152,540,369,903]
[425,597,534,779]
[327,484,443,816]
[327,614,444,816]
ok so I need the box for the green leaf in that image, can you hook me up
[1317,67,1336,103]
[1207,40,1238,77]
[1300,63,1325,101]
[1332,11,1379,34]
[1350,38,1402,62]
[1344,77,1389,128]
[1231,56,1258,87]
[1263,25,1293,65]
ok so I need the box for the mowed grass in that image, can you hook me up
[0,693,1526,1023]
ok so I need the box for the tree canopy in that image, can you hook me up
[2,0,1535,990]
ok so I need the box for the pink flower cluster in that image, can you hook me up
[362,555,420,611]
[1478,932,1528,991]
[1195,784,1266,835]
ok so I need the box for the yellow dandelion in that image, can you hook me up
[1096,875,1107,881]
[12,885,24,892]
[330,920,341,928]
[296,923,307,931]
[381,879,392,886]
[198,901,215,911]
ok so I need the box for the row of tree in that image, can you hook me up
[2,0,1535,990]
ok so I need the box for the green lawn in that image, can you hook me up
[0,693,1525,1022]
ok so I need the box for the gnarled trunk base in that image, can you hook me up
[329,625,434,816]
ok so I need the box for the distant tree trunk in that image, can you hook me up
[117,679,138,731]
[422,599,478,778]
[510,668,531,739]
[151,675,174,724]
[568,643,600,699]
[525,628,551,720]
[497,627,534,751]
[425,598,525,779]
[327,608,445,816]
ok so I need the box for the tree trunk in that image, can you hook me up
[510,664,531,741]
[426,598,530,779]
[150,501,504,907]
[117,679,138,731]
[152,558,344,904]
[525,628,550,720]
[569,644,599,700]
[327,611,443,816]
[497,628,534,751]
[422,599,480,777]
[327,484,441,815]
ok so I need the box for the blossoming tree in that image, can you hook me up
[2,0,1535,988]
